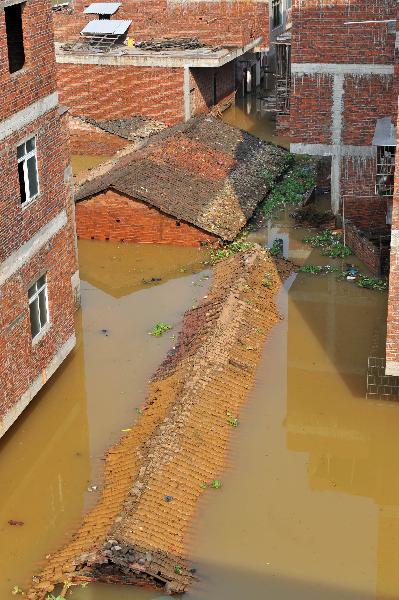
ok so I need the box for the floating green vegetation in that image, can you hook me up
[226,410,239,427]
[208,238,255,265]
[201,479,223,489]
[11,587,24,596]
[300,264,388,293]
[269,238,284,257]
[303,230,351,259]
[262,158,317,217]
[149,322,172,336]
[357,275,388,292]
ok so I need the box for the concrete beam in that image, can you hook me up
[0,334,76,439]
[0,210,67,286]
[0,92,59,142]
[55,37,262,69]
[292,63,394,76]
[290,143,375,158]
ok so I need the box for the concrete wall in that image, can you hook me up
[0,2,78,437]
[75,190,219,247]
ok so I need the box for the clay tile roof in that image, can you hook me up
[75,115,288,241]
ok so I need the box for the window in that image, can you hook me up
[376,145,396,197]
[5,3,26,74]
[28,275,49,340]
[17,137,39,205]
[272,0,283,28]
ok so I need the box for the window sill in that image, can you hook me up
[9,65,29,79]
[32,322,51,347]
[21,193,40,211]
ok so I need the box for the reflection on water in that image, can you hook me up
[0,241,209,598]
[222,95,290,148]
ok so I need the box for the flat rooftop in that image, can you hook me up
[55,36,262,68]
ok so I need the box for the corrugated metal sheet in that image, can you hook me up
[84,3,121,14]
[81,19,131,35]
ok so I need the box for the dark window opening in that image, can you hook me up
[376,145,396,197]
[5,3,26,74]
[176,221,181,227]
[272,0,282,29]
[99,13,110,19]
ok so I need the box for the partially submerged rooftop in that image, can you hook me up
[75,116,289,241]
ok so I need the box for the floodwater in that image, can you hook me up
[0,241,209,598]
[222,94,290,149]
[3,98,398,600]
[71,155,111,176]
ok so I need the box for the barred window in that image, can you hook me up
[376,146,395,197]
[28,275,49,340]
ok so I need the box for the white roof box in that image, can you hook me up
[81,19,131,35]
[84,3,121,15]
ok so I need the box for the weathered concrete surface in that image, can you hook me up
[26,247,295,598]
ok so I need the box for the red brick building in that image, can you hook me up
[287,0,397,229]
[0,0,79,437]
[74,116,288,246]
[52,0,269,148]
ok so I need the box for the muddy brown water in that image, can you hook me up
[71,155,112,176]
[0,241,209,598]
[3,102,398,600]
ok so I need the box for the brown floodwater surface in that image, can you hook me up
[71,155,112,176]
[0,241,209,598]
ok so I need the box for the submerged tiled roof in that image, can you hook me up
[75,116,288,241]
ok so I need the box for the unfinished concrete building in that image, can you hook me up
[51,0,269,153]
[0,0,79,437]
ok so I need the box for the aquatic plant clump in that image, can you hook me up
[149,323,172,336]
[208,238,255,265]
[262,158,317,217]
[299,264,388,292]
[357,275,388,292]
[303,230,352,259]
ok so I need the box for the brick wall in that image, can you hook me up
[67,116,131,155]
[345,221,381,275]
[289,0,397,227]
[53,0,269,48]
[341,156,387,229]
[1,0,57,121]
[0,1,78,434]
[386,98,399,374]
[75,190,219,247]
[57,64,185,125]
[190,63,236,116]
[0,227,76,419]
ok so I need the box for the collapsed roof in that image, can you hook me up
[75,116,289,241]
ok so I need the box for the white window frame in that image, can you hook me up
[28,274,49,341]
[17,135,39,206]
[272,0,283,29]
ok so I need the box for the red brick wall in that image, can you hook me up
[341,156,387,228]
[190,63,235,116]
[291,0,396,65]
[290,74,333,144]
[75,190,219,247]
[67,116,130,155]
[0,227,76,419]
[53,0,269,48]
[345,221,381,275]
[1,0,57,120]
[386,102,399,373]
[0,1,78,429]
[57,64,185,125]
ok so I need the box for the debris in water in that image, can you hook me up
[11,586,24,595]
[87,486,98,493]
[8,520,24,526]
[149,322,172,336]
[142,277,162,284]
[164,496,174,502]
[100,329,109,336]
